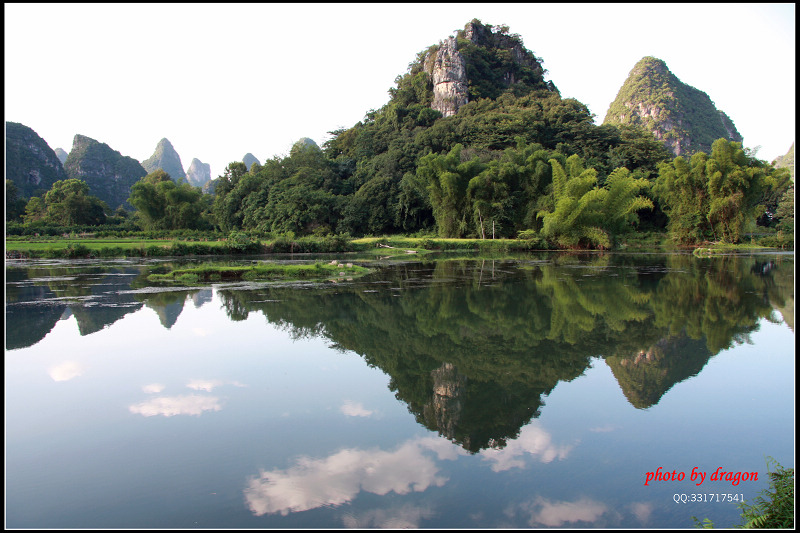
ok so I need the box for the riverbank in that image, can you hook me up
[5,231,791,259]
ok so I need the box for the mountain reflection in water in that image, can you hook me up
[9,253,790,455]
[212,254,791,452]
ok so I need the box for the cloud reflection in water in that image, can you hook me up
[244,436,462,517]
[129,394,222,417]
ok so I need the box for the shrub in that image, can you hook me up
[738,458,794,529]
[693,457,794,529]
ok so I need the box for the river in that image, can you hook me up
[5,251,794,528]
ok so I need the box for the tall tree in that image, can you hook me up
[654,138,783,244]
[25,178,109,226]
[417,144,487,238]
[129,170,210,230]
[6,179,27,222]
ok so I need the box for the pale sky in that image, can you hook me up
[5,3,795,180]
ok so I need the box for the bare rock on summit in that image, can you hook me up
[421,20,553,119]
[426,36,469,118]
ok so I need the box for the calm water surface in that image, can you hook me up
[5,252,794,528]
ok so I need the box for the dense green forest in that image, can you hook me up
[5,20,793,249]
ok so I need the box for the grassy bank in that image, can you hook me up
[5,234,556,259]
[5,231,790,259]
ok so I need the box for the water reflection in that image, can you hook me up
[212,254,791,452]
[514,496,609,527]
[129,394,223,417]
[6,253,794,457]
[5,263,214,347]
[244,435,460,517]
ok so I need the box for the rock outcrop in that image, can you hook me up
[5,121,67,199]
[142,138,186,180]
[63,134,147,209]
[425,36,469,118]
[421,20,554,119]
[423,362,467,445]
[186,158,211,188]
[603,57,743,156]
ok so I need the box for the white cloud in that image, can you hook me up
[479,421,573,471]
[629,501,654,524]
[48,361,83,382]
[129,394,222,417]
[244,436,463,516]
[525,496,607,527]
[186,379,246,391]
[142,383,165,393]
[340,400,374,417]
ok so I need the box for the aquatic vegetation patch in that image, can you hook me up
[147,261,373,284]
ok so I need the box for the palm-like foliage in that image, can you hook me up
[539,156,652,248]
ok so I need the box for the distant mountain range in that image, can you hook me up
[5,25,792,217]
[6,125,218,210]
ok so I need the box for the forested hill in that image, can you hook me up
[211,19,672,239]
[603,56,743,156]
[63,134,148,210]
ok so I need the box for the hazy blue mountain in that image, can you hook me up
[142,138,186,180]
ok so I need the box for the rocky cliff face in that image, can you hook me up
[186,158,211,188]
[63,134,147,209]
[142,138,186,180]
[425,36,469,117]
[5,121,67,199]
[421,20,553,118]
[603,57,743,156]
[423,362,467,444]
